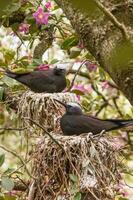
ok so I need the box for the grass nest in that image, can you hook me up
[29,133,119,200]
[18,91,78,134]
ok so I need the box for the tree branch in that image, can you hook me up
[93,0,129,40]
[0,127,27,131]
[67,60,88,91]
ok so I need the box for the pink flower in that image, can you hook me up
[34,64,50,71]
[115,181,129,197]
[7,190,17,196]
[72,84,92,94]
[85,61,97,72]
[101,81,110,90]
[85,84,93,93]
[45,2,52,10]
[72,84,86,93]
[78,41,85,49]
[19,23,30,34]
[71,84,92,100]
[33,7,50,25]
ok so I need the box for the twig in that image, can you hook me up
[0,145,36,179]
[8,164,25,176]
[95,102,108,116]
[67,60,88,91]
[67,69,90,79]
[91,84,108,103]
[67,68,109,103]
[113,97,123,117]
[126,131,133,148]
[24,117,64,151]
[93,0,129,40]
[28,181,36,200]
[16,175,29,189]
[0,127,27,131]
[68,69,119,89]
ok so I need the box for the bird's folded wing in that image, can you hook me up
[26,71,54,84]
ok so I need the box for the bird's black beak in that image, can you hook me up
[54,99,67,108]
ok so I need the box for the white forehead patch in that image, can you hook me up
[53,64,66,69]
[67,102,81,109]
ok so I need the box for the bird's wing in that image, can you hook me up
[86,115,133,131]
[78,115,104,133]
[70,115,112,134]
[29,71,54,83]
[61,115,101,135]
[17,70,54,85]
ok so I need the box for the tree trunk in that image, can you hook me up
[54,0,133,104]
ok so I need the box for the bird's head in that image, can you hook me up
[53,66,66,75]
[54,99,82,115]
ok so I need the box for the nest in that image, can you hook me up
[18,91,78,134]
[29,134,119,200]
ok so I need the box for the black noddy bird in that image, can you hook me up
[55,99,133,135]
[5,67,66,93]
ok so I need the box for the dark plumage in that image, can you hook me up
[55,99,133,135]
[5,67,66,93]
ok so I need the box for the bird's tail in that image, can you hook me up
[105,119,133,131]
[5,69,19,79]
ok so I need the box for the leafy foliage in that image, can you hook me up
[0,0,132,199]
[1,177,14,191]
[0,154,5,167]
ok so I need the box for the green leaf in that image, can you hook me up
[66,79,71,88]
[0,0,13,17]
[2,76,19,87]
[71,89,85,95]
[50,59,59,64]
[32,59,43,65]
[1,177,14,191]
[3,168,15,175]
[12,68,31,73]
[29,22,38,34]
[69,47,81,59]
[3,50,15,63]
[61,36,79,50]
[0,0,20,17]
[11,23,20,32]
[118,198,128,200]
[0,154,5,167]
[4,194,16,200]
[0,87,4,101]
[69,174,78,183]
[74,192,82,200]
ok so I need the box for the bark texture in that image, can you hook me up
[54,0,133,104]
